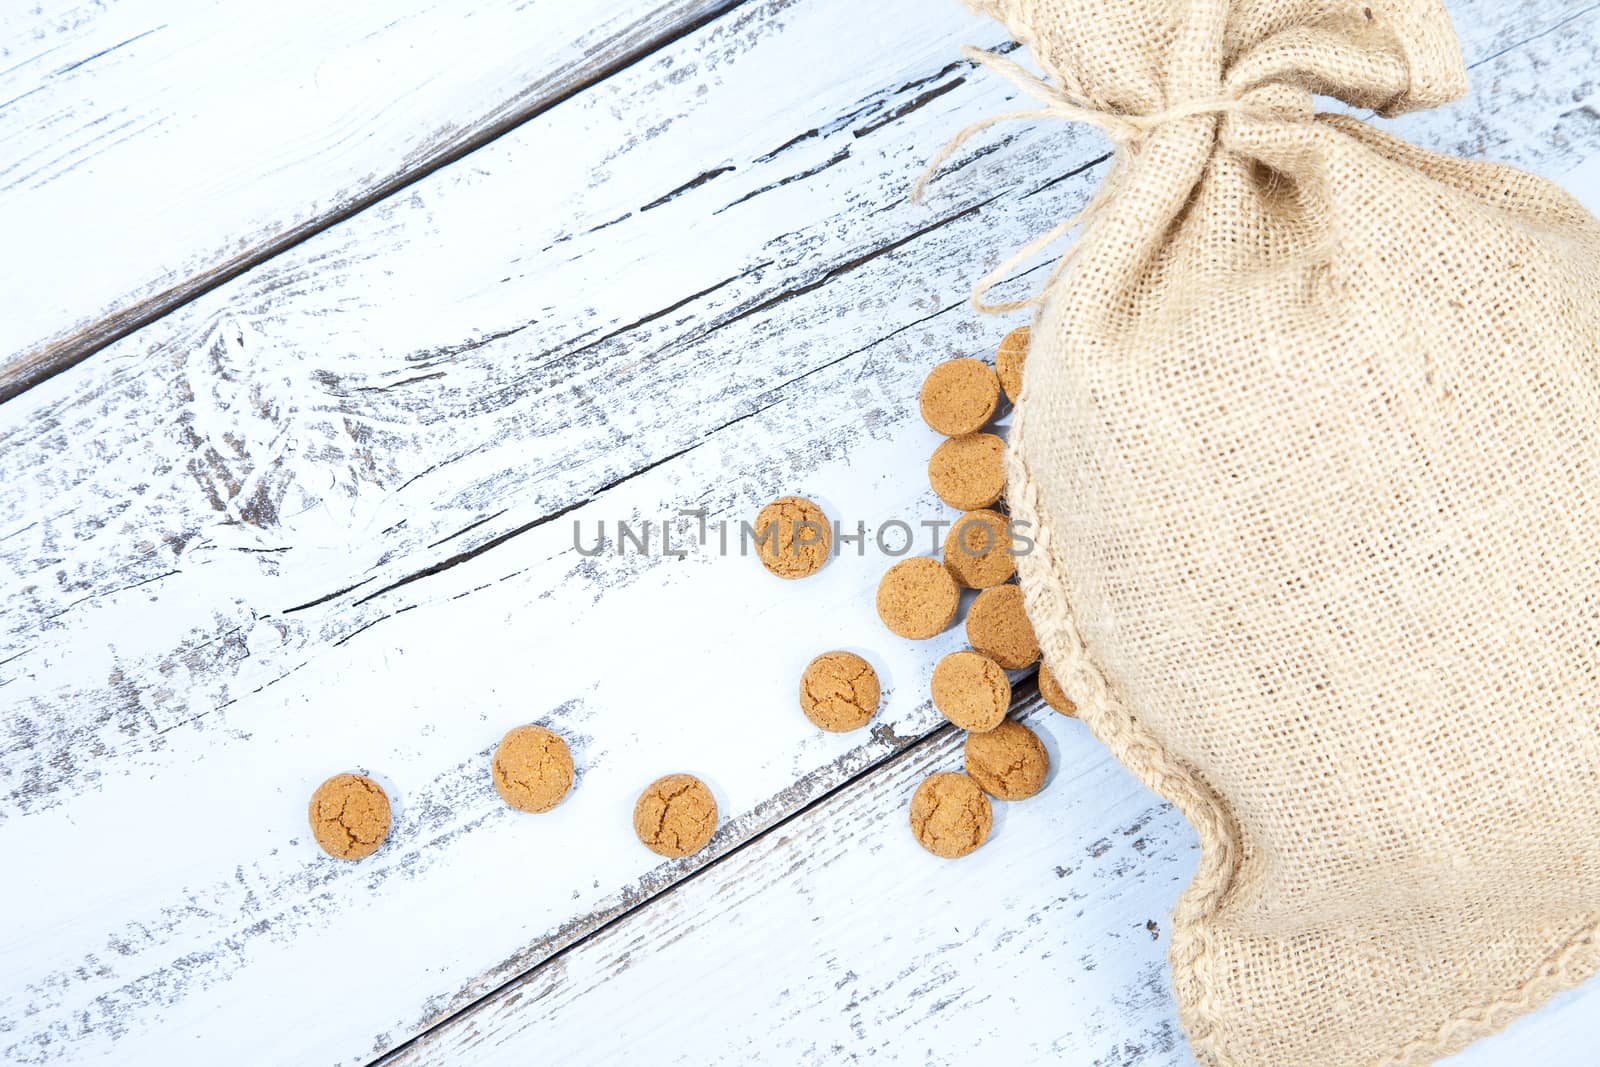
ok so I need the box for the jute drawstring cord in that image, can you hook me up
[912,45,1270,314]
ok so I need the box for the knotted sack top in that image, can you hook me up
[923,0,1469,311]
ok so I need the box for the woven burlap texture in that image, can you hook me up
[958,1,1600,1064]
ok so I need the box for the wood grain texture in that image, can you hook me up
[0,0,736,397]
[383,699,1202,1067]
[2,0,1599,1062]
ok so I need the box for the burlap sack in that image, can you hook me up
[947,1,1600,1063]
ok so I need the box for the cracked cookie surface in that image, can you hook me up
[964,719,1049,800]
[492,724,575,813]
[931,650,1011,732]
[633,773,718,858]
[308,773,391,860]
[908,771,992,858]
[800,651,881,732]
[753,495,832,579]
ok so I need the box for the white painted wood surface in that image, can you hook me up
[3,0,1600,1063]
[0,0,731,392]
[384,699,1204,1066]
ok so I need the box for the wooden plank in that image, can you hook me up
[5,0,1590,826]
[0,353,1013,1064]
[1,0,1597,1062]
[0,0,735,397]
[381,698,1204,1067]
[0,0,1019,828]
[379,698,1600,1066]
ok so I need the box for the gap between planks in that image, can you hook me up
[0,4,1593,1062]
[0,0,745,404]
[372,686,1053,1065]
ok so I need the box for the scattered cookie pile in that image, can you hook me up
[305,329,1075,868]
[778,326,1079,861]
[889,325,1078,858]
[308,724,719,864]
[303,491,841,865]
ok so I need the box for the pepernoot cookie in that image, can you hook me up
[964,719,1049,800]
[876,557,961,640]
[928,433,1006,511]
[754,495,832,579]
[800,651,881,732]
[909,771,993,858]
[1037,663,1078,717]
[492,724,575,813]
[308,773,391,860]
[634,773,719,858]
[995,326,1030,403]
[931,650,1011,732]
[943,509,1016,588]
[965,583,1039,669]
[920,358,1000,436]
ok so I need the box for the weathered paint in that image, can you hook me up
[1,0,1598,1063]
